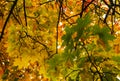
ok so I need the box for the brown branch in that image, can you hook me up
[11,12,21,24]
[17,13,24,26]
[80,0,95,17]
[23,0,27,26]
[65,69,80,80]
[82,42,104,81]
[24,32,50,56]
[64,0,95,20]
[56,0,63,54]
[80,0,85,17]
[103,7,111,23]
[0,0,18,42]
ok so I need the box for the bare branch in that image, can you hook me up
[23,0,27,26]
[0,0,18,42]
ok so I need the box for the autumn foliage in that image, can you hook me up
[0,0,120,81]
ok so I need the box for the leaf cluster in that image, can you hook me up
[48,13,119,81]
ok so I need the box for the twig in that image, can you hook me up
[24,32,50,56]
[65,69,80,79]
[82,42,104,81]
[39,0,54,5]
[11,12,21,24]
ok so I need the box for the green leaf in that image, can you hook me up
[2,74,8,80]
[2,69,9,80]
[68,77,74,81]
[61,52,73,63]
[76,13,91,28]
[112,56,120,63]
[48,54,62,71]
[104,73,114,81]
[76,72,80,81]
[12,66,18,71]
[93,25,115,51]
[62,26,73,46]
[77,57,86,67]
[99,27,115,43]
[74,49,81,57]
[14,78,19,81]
[74,14,91,41]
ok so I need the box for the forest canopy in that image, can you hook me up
[0,0,120,81]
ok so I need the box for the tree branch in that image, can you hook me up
[56,0,63,54]
[23,0,27,26]
[80,0,95,17]
[82,42,103,81]
[0,0,18,41]
[24,31,50,56]
[11,12,21,24]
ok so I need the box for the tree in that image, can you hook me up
[0,0,120,81]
